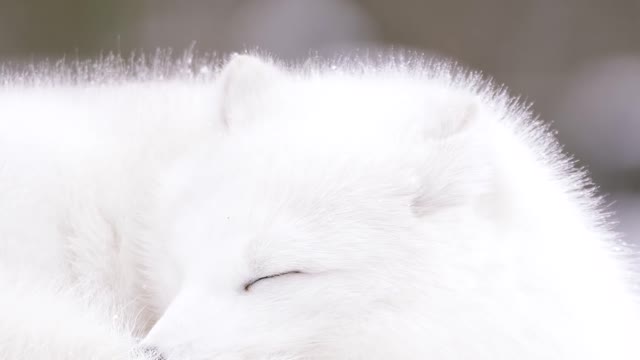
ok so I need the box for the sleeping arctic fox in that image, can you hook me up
[0,53,638,360]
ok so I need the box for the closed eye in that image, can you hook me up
[244,270,302,292]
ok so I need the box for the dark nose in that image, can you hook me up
[135,345,166,360]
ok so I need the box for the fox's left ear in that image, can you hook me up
[412,93,493,216]
[217,54,281,130]
[424,93,480,140]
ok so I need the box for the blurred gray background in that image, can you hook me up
[1,0,638,243]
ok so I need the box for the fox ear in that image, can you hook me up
[217,54,281,130]
[424,93,480,140]
[412,93,491,216]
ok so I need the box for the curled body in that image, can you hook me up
[0,53,638,359]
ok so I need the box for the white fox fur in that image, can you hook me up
[0,53,638,360]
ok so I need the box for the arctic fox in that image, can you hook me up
[0,53,638,360]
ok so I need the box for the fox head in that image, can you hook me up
[140,54,497,360]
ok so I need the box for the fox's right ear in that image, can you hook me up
[217,54,281,130]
